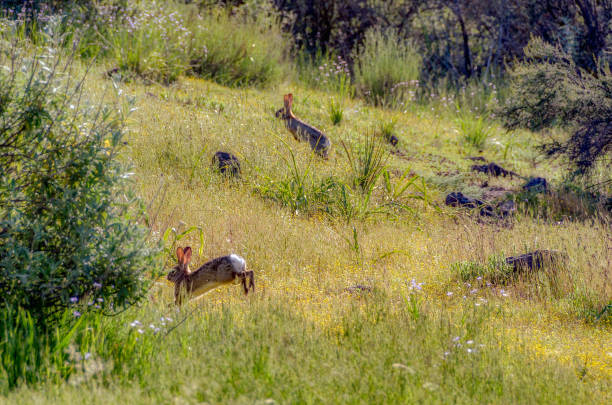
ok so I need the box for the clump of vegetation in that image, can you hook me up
[45,1,288,86]
[95,1,188,84]
[379,120,397,144]
[451,256,514,284]
[0,47,161,322]
[502,37,612,176]
[329,98,343,125]
[343,132,388,193]
[353,28,421,107]
[456,113,492,149]
[188,8,287,87]
[299,53,353,93]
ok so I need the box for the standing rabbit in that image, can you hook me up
[167,246,254,305]
[275,93,331,157]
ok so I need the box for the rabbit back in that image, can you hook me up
[184,255,241,297]
[290,118,331,156]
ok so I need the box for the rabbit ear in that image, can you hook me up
[183,246,192,264]
[287,93,293,109]
[176,247,184,264]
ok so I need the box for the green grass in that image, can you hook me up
[329,98,343,125]
[3,293,605,404]
[353,28,421,107]
[0,66,607,403]
[456,112,493,149]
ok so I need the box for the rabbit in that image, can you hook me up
[167,246,254,305]
[275,93,331,157]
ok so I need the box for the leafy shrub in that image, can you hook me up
[0,46,161,322]
[501,37,612,175]
[353,28,421,106]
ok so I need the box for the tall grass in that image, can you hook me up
[187,9,287,87]
[297,52,353,94]
[58,1,288,86]
[2,294,605,403]
[342,132,389,193]
[101,2,188,83]
[353,29,421,107]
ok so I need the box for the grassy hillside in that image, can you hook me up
[2,60,609,403]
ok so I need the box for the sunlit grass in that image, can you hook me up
[2,61,610,402]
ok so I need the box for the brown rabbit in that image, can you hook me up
[275,93,331,157]
[167,246,254,305]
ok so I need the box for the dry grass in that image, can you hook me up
[4,65,610,403]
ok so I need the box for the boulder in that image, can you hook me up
[212,151,241,176]
[445,192,485,208]
[471,162,518,178]
[505,250,567,272]
[523,177,548,193]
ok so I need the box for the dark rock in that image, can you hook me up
[471,162,519,178]
[212,151,241,176]
[497,200,516,217]
[479,205,495,217]
[445,192,485,209]
[478,199,516,219]
[505,250,567,272]
[384,134,399,146]
[523,177,548,193]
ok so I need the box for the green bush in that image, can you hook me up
[501,37,612,175]
[353,28,421,107]
[0,46,161,322]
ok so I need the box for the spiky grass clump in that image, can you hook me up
[456,113,492,149]
[329,99,343,125]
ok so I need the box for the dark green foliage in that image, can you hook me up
[501,37,612,175]
[0,48,161,322]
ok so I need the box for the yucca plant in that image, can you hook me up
[342,132,389,193]
[329,98,343,125]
